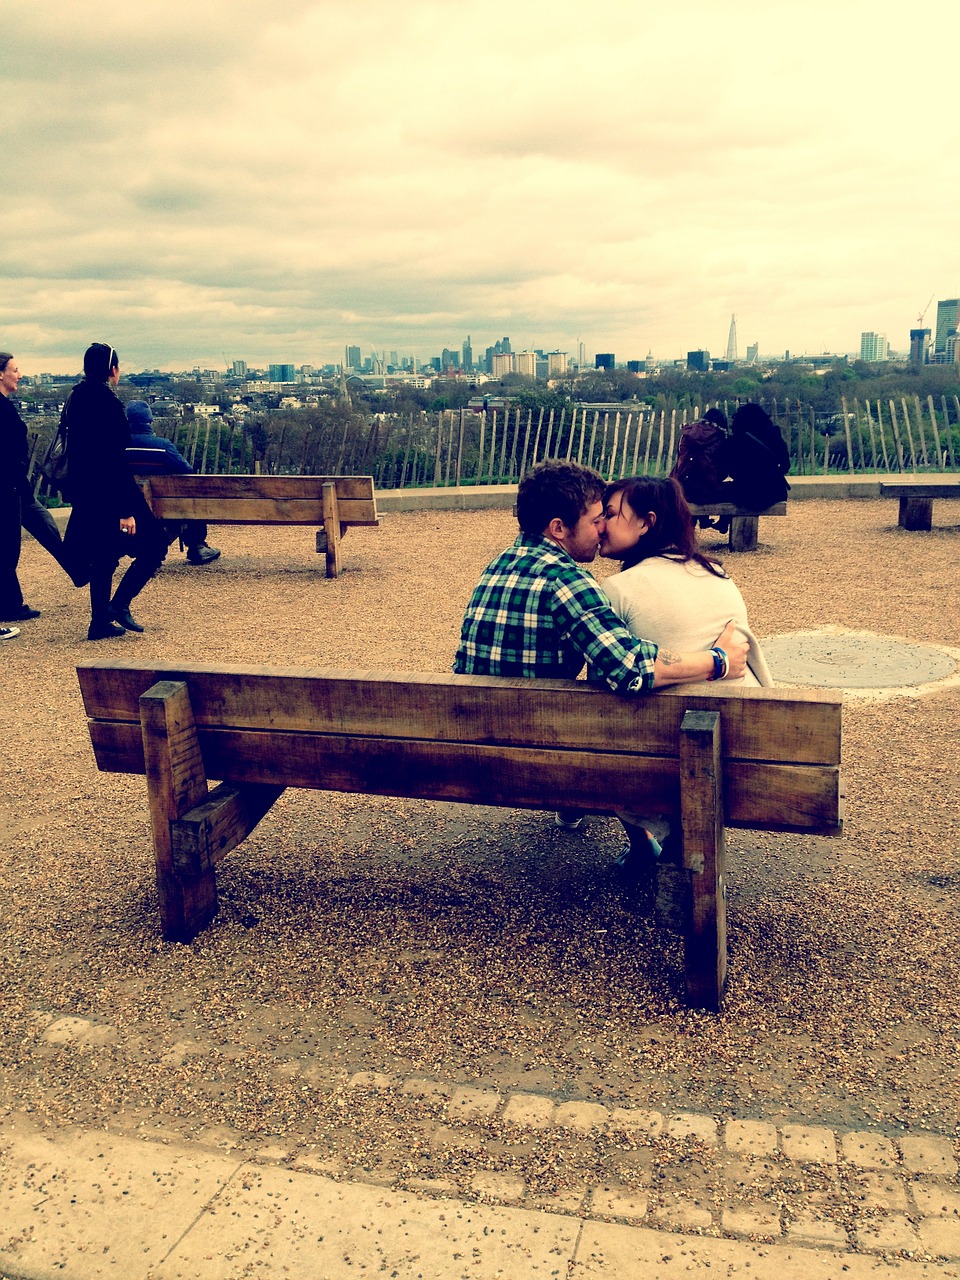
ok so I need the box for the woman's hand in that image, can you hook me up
[120,516,136,537]
[713,619,748,680]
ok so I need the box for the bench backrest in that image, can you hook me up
[140,474,378,525]
[77,662,843,836]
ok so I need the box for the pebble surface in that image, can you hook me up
[1,498,959,1234]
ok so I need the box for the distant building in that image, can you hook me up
[491,353,514,378]
[935,299,959,356]
[462,336,473,373]
[746,342,759,364]
[595,353,615,370]
[344,345,362,370]
[546,351,567,378]
[230,359,247,377]
[859,332,888,362]
[514,351,537,377]
[909,328,931,364]
[725,314,738,362]
[686,350,710,372]
[268,363,296,382]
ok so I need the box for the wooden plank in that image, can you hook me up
[85,720,842,834]
[77,663,842,766]
[321,481,342,577]
[138,681,218,941]
[680,710,727,1011]
[144,495,379,525]
[687,502,787,517]
[879,479,960,498]
[172,781,285,876]
[145,474,375,500]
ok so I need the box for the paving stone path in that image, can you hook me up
[25,1008,960,1266]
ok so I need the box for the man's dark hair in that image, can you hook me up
[83,342,119,381]
[516,459,605,537]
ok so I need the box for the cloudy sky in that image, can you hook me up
[3,0,958,374]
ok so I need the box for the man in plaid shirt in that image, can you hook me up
[454,460,746,693]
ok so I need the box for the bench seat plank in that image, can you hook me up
[84,719,842,836]
[141,496,379,525]
[77,662,841,767]
[145,474,377,500]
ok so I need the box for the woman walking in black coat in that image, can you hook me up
[62,343,169,640]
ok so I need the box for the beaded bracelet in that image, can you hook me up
[709,647,728,680]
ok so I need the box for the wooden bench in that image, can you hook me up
[687,501,787,552]
[134,472,379,577]
[878,476,960,531]
[77,660,842,1011]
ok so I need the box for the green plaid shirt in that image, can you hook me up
[453,534,658,693]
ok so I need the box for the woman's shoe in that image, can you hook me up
[0,626,20,641]
[87,620,127,640]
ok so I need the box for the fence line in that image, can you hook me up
[25,395,960,503]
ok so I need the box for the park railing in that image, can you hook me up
[25,393,960,501]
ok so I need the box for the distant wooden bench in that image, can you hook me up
[132,469,379,577]
[687,501,787,552]
[77,660,843,1011]
[878,476,960,531]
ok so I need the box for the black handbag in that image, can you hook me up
[40,412,70,497]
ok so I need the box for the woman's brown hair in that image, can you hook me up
[603,475,726,577]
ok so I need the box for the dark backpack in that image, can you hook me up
[670,418,731,504]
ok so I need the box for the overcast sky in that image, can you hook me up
[3,0,958,374]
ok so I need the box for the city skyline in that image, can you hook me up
[2,1,958,375]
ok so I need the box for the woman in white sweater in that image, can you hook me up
[598,475,772,871]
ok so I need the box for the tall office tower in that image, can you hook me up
[595,353,615,369]
[462,336,473,373]
[909,328,931,364]
[230,359,247,377]
[859,332,888,361]
[345,345,362,370]
[268,363,296,381]
[686,350,709,372]
[934,299,959,355]
[745,342,759,364]
[725,314,738,362]
[501,336,512,354]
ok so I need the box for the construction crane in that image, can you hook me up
[917,295,933,324]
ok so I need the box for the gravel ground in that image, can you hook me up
[1,497,959,1178]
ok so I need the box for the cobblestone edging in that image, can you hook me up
[324,1072,960,1263]
[27,1013,960,1265]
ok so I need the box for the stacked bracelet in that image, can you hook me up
[709,647,729,681]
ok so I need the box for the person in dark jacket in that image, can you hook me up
[62,343,169,640]
[125,400,220,565]
[726,403,790,510]
[0,351,84,624]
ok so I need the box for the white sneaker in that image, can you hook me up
[0,626,20,641]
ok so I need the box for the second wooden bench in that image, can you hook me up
[135,472,379,577]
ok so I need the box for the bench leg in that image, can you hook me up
[899,496,933,531]
[320,481,343,577]
[728,515,758,552]
[679,710,727,1011]
[139,680,218,942]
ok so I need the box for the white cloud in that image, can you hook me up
[1,0,958,370]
